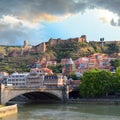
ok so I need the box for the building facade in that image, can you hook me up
[62,58,76,76]
[44,74,66,88]
[7,72,29,87]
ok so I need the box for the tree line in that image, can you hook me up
[79,68,120,98]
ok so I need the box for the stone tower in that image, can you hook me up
[64,58,76,76]
[23,40,28,49]
[34,42,46,53]
[42,42,46,53]
[20,47,23,56]
[80,35,86,42]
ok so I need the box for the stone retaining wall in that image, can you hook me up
[67,99,120,104]
[0,104,17,117]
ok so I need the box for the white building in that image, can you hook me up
[7,72,29,87]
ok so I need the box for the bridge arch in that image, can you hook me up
[1,84,63,105]
[8,91,61,104]
[69,90,81,99]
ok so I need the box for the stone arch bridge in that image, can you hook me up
[0,83,79,105]
[0,84,69,105]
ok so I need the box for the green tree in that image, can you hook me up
[110,65,120,94]
[110,59,120,69]
[110,75,120,93]
[110,67,120,93]
[106,43,119,55]
[48,64,63,73]
[79,69,112,98]
[116,67,120,76]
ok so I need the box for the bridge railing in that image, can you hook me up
[5,85,65,90]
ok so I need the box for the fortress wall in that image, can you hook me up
[32,35,87,52]
[48,35,86,47]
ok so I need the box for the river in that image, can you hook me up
[2,102,120,120]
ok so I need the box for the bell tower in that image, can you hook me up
[64,58,76,76]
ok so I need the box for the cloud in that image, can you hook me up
[111,19,117,26]
[0,15,39,29]
[96,9,119,24]
[0,0,89,45]
[100,17,109,24]
[0,0,120,24]
[0,0,120,45]
[0,0,88,22]
[86,0,120,26]
[0,15,41,45]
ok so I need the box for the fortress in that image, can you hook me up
[48,35,86,47]
[7,35,120,57]
[7,35,86,57]
[33,35,86,53]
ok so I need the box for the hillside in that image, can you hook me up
[46,41,120,62]
[0,40,120,73]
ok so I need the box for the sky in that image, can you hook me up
[0,0,120,45]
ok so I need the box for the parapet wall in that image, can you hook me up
[32,42,46,53]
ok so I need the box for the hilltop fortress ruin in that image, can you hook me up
[33,35,86,53]
[6,35,120,57]
[48,35,86,47]
[6,35,86,57]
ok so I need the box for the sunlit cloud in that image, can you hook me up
[97,9,119,24]
[0,15,40,29]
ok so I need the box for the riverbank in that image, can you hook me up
[0,104,18,117]
[67,98,120,105]
[0,105,4,108]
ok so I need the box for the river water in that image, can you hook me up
[2,102,120,120]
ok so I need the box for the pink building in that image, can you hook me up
[75,53,112,73]
[61,59,69,65]
[74,57,89,73]
[30,68,53,75]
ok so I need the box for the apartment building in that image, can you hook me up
[7,72,29,87]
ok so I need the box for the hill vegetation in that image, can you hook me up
[0,41,120,73]
[46,41,120,62]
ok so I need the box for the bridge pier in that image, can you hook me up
[1,84,7,105]
[61,85,70,103]
[0,83,1,104]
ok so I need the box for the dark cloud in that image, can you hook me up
[0,0,120,22]
[0,0,88,18]
[111,19,117,26]
[0,0,120,45]
[89,0,120,13]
